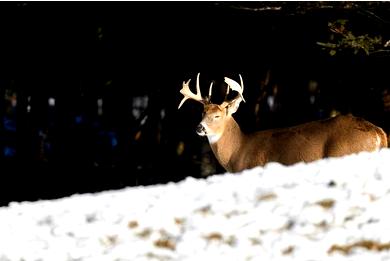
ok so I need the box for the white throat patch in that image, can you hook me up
[207,134,221,144]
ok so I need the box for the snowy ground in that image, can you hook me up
[1,149,390,261]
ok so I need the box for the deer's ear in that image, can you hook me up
[225,97,243,115]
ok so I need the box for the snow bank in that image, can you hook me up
[1,149,390,261]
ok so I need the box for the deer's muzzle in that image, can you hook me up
[196,124,206,136]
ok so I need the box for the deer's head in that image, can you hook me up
[178,73,245,143]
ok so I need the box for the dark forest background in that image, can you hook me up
[0,1,389,205]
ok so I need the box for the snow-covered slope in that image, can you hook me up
[1,149,390,261]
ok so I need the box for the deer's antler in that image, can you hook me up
[178,73,212,109]
[224,74,246,103]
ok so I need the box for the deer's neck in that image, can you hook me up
[208,116,245,172]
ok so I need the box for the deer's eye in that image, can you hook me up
[214,115,221,119]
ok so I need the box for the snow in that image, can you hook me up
[1,149,390,261]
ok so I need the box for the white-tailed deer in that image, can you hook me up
[178,73,388,173]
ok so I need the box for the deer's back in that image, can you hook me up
[240,114,387,169]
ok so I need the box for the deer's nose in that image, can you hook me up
[196,124,206,135]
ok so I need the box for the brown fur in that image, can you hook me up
[208,114,387,173]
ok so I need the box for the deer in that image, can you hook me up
[178,73,388,173]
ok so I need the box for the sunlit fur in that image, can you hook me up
[203,113,388,173]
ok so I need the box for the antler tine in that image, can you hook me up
[196,72,201,98]
[178,79,191,109]
[208,82,213,100]
[239,74,244,96]
[178,73,206,109]
[224,75,246,102]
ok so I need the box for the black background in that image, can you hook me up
[0,2,389,205]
